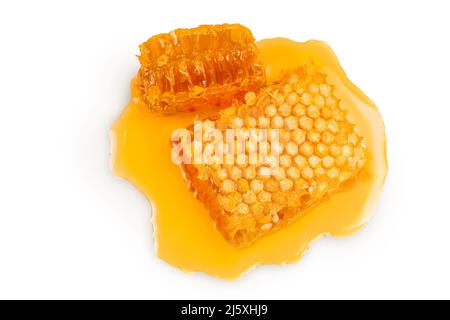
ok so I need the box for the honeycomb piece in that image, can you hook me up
[136,24,265,113]
[174,63,368,247]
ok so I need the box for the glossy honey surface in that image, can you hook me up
[110,38,387,279]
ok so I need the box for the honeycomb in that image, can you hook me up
[174,63,367,247]
[136,24,265,113]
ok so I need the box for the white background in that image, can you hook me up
[0,0,449,300]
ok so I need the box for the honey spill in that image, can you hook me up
[110,38,387,279]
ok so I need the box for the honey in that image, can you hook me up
[136,24,265,113]
[110,37,387,279]
[176,64,368,247]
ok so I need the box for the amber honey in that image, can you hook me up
[110,37,387,279]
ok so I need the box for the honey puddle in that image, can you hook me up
[110,38,387,280]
